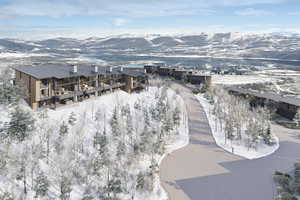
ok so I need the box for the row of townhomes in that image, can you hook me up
[14,64,148,110]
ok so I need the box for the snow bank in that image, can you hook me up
[196,94,279,160]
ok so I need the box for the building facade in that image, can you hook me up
[15,65,148,110]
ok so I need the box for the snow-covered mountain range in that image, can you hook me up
[1,32,300,69]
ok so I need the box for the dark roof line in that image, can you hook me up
[14,64,146,79]
[228,86,300,107]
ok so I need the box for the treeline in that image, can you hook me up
[0,86,184,200]
[208,87,276,149]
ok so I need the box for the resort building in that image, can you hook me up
[228,86,300,119]
[14,64,148,110]
[144,65,212,87]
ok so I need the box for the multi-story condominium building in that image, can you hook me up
[14,64,148,110]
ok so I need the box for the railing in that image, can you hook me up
[54,83,126,100]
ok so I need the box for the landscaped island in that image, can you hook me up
[196,87,279,159]
[0,83,188,199]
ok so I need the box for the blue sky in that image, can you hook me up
[0,0,299,39]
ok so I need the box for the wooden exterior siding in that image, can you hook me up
[15,71,41,109]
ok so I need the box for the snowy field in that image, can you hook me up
[211,75,277,85]
[196,94,279,160]
[0,86,188,199]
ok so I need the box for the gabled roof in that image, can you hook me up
[14,64,145,79]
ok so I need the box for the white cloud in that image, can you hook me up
[0,0,286,18]
[113,18,128,27]
[235,8,274,16]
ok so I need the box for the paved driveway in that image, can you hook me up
[159,83,300,200]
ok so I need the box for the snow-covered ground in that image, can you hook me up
[212,75,277,85]
[45,87,189,200]
[196,94,279,160]
[0,86,189,199]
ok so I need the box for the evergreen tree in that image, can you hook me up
[121,103,130,117]
[136,172,145,191]
[262,124,275,146]
[134,100,141,111]
[60,176,72,200]
[68,112,77,126]
[143,108,151,129]
[293,109,300,128]
[0,192,14,200]
[0,68,27,105]
[59,121,69,137]
[126,112,134,144]
[162,114,173,135]
[7,106,35,142]
[34,170,49,197]
[116,140,126,158]
[105,178,122,199]
[110,107,121,138]
[173,106,181,127]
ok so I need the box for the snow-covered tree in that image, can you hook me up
[143,108,151,129]
[293,109,300,128]
[262,124,275,145]
[0,192,14,200]
[173,106,181,127]
[136,172,146,191]
[59,121,69,137]
[68,112,77,126]
[34,170,49,198]
[7,106,35,142]
[110,107,121,138]
[0,68,27,105]
[59,175,72,200]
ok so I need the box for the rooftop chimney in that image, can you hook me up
[109,67,112,72]
[120,67,123,72]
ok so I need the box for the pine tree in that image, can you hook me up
[126,112,134,144]
[0,192,14,200]
[60,176,72,200]
[34,170,49,197]
[134,100,141,111]
[116,140,126,158]
[59,121,69,137]
[68,112,77,126]
[136,172,145,191]
[0,68,27,105]
[82,188,94,200]
[293,109,300,128]
[173,106,181,127]
[110,107,121,138]
[162,114,173,135]
[105,178,122,199]
[262,124,275,146]
[7,106,35,142]
[121,103,130,117]
[143,108,150,129]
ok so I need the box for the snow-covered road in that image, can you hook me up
[159,82,300,200]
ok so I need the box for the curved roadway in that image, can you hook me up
[160,83,300,200]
